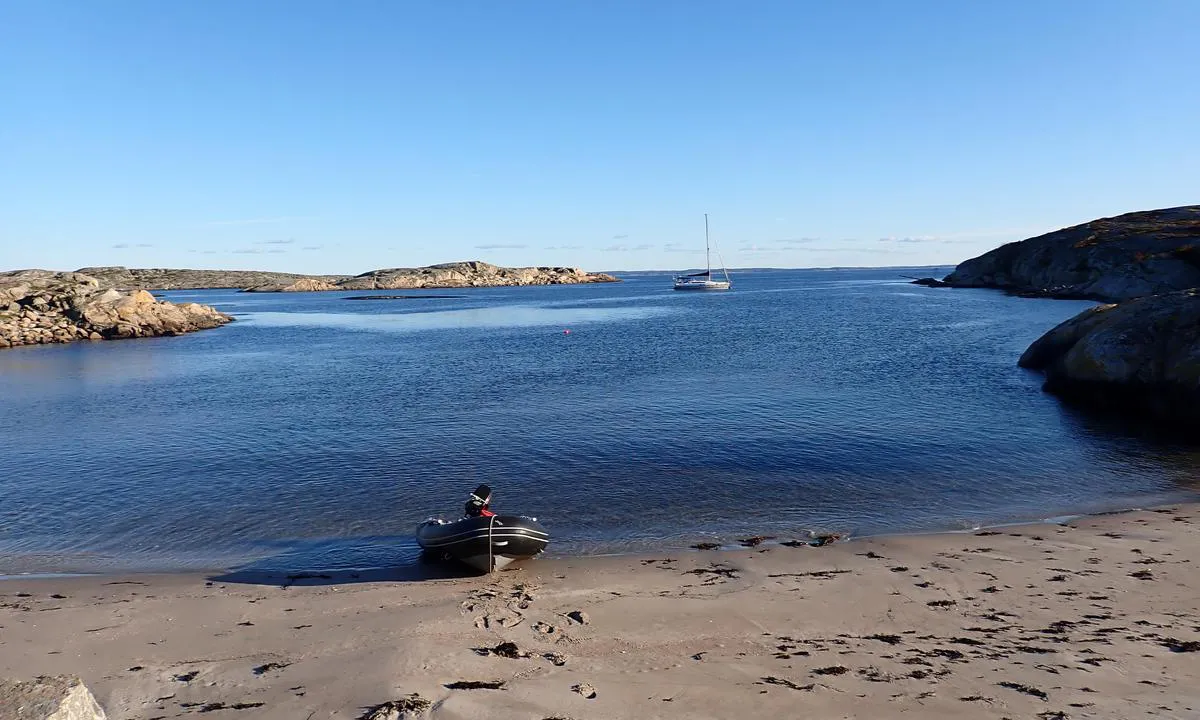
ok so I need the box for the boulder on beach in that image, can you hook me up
[0,675,107,720]
[944,205,1200,301]
[1018,289,1200,424]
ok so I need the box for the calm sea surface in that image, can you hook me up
[2,268,1198,575]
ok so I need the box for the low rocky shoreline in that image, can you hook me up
[76,261,619,293]
[0,271,232,350]
[76,266,347,291]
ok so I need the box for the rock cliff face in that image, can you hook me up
[944,205,1200,301]
[0,271,232,349]
[331,262,618,291]
[1018,289,1200,423]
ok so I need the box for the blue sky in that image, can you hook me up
[2,1,1198,274]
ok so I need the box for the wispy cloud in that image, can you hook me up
[267,249,287,254]
[611,234,629,240]
[775,237,820,245]
[136,243,153,248]
[233,248,262,255]
[301,245,322,251]
[790,246,904,253]
[663,243,698,253]
[257,238,295,245]
[545,245,584,250]
[475,243,528,250]
[601,243,651,252]
[878,236,937,244]
[205,216,308,227]
[112,243,129,249]
[875,227,1044,245]
[933,226,1044,240]
[739,244,782,253]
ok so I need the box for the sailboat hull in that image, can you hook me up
[673,279,731,291]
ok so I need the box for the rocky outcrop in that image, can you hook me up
[332,261,618,291]
[0,675,106,720]
[944,205,1200,301]
[0,272,232,349]
[242,277,340,293]
[1018,289,1200,423]
[75,266,349,291]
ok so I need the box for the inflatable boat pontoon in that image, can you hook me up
[415,514,549,573]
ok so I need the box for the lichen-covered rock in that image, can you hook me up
[0,272,232,350]
[945,205,1200,301]
[0,675,106,720]
[1018,289,1200,423]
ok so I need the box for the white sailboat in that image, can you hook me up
[673,214,732,291]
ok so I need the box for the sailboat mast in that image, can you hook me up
[705,213,711,275]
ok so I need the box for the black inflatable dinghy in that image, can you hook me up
[415,514,549,572]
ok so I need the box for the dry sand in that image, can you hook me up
[3,505,1200,719]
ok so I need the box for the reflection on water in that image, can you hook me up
[241,304,679,332]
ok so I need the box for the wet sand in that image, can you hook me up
[3,505,1200,719]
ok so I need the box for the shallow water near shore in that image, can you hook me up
[2,267,1198,575]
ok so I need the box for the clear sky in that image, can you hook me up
[2,1,1198,274]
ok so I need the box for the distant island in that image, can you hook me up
[75,261,619,292]
[934,205,1200,426]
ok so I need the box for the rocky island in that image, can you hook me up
[939,205,1200,427]
[76,261,619,293]
[0,270,232,350]
[323,261,618,292]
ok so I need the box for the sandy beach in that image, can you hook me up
[3,506,1200,719]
